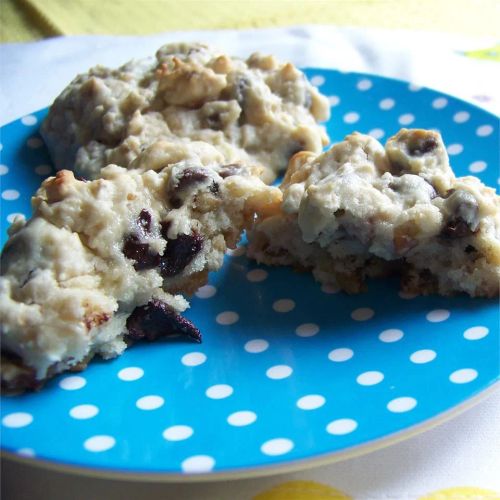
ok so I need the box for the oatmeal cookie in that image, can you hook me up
[248,129,500,297]
[1,155,281,391]
[41,42,330,183]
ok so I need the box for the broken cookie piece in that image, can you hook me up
[0,155,281,391]
[41,42,330,183]
[248,129,500,297]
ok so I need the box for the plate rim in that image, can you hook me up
[2,382,498,482]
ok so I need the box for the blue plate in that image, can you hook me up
[1,69,499,479]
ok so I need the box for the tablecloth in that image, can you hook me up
[1,26,499,500]
[2,0,500,42]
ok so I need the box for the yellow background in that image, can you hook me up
[2,0,499,43]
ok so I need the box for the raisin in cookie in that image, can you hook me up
[248,129,500,297]
[1,158,281,391]
[41,42,330,183]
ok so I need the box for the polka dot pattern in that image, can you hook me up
[84,435,115,452]
[206,384,233,399]
[136,395,164,411]
[163,425,193,441]
[227,410,257,427]
[0,73,498,475]
[181,455,215,473]
[69,405,99,420]
[326,419,358,435]
[59,376,86,390]
[272,299,295,313]
[261,438,294,456]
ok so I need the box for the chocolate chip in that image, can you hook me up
[219,164,242,178]
[126,299,201,343]
[442,190,480,235]
[122,209,159,270]
[408,136,438,156]
[441,217,474,239]
[170,168,219,208]
[159,230,203,277]
[137,209,152,234]
[234,77,250,107]
[176,168,209,191]
[205,112,223,130]
[123,235,161,270]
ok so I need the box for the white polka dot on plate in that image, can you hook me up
[136,395,164,411]
[453,111,470,123]
[468,161,487,173]
[449,368,478,384]
[206,384,233,399]
[328,348,354,362]
[379,329,404,343]
[244,339,269,353]
[398,290,417,300]
[328,95,340,106]
[272,299,295,313]
[296,394,326,410]
[117,367,144,381]
[266,365,293,380]
[27,137,44,148]
[17,448,35,457]
[2,412,33,428]
[368,128,385,140]
[1,189,20,201]
[295,323,319,338]
[356,371,384,386]
[321,283,339,294]
[6,213,25,224]
[426,309,450,322]
[0,164,8,175]
[227,410,257,427]
[447,143,463,155]
[21,115,37,126]
[463,326,489,340]
[310,75,325,86]
[59,375,87,390]
[379,98,395,110]
[216,311,239,325]
[246,269,268,282]
[408,83,422,92]
[35,164,52,175]
[387,397,417,413]
[410,349,437,364]
[476,124,493,137]
[356,79,372,91]
[351,307,374,321]
[343,112,360,124]
[181,352,207,367]
[398,113,415,125]
[432,97,448,109]
[260,438,294,456]
[69,404,99,419]
[326,418,358,435]
[181,455,215,473]
[163,425,193,441]
[194,285,216,299]
[84,435,115,452]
